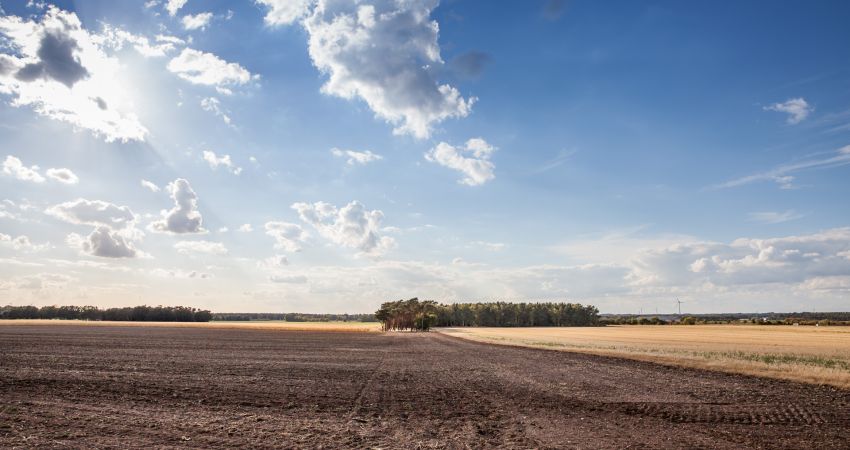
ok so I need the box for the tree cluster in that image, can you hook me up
[375,298,439,331]
[0,305,213,322]
[376,299,600,331]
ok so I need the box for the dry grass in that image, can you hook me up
[439,325,850,389]
[0,319,381,332]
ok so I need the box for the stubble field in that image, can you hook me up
[1,322,848,448]
[439,325,850,389]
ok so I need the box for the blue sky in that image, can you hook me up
[1,0,849,313]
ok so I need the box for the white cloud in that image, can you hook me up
[764,97,813,124]
[331,148,382,165]
[276,0,475,138]
[3,156,80,185]
[712,145,850,190]
[140,179,160,192]
[292,200,395,255]
[264,221,308,252]
[46,198,136,229]
[149,178,205,234]
[0,7,148,142]
[256,0,314,26]
[0,234,49,252]
[165,0,188,16]
[182,12,213,30]
[100,26,184,58]
[174,240,228,255]
[747,210,804,224]
[45,167,78,184]
[44,198,144,258]
[70,226,137,258]
[238,223,253,232]
[2,155,45,182]
[629,228,850,290]
[167,48,256,89]
[202,150,241,175]
[257,254,289,269]
[200,97,231,124]
[425,138,496,186]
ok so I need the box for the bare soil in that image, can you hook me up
[1,324,848,449]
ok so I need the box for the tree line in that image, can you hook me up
[376,299,600,331]
[213,312,377,322]
[601,312,850,326]
[0,305,213,322]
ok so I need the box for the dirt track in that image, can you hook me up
[1,325,848,449]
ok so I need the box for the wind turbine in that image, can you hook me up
[675,298,685,315]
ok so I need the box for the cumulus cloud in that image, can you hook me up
[167,48,256,89]
[425,138,496,186]
[149,178,205,234]
[264,221,308,252]
[630,228,850,289]
[0,7,148,142]
[15,26,89,87]
[165,0,188,16]
[238,223,253,232]
[256,0,313,26]
[764,97,813,124]
[140,179,160,192]
[98,26,184,58]
[3,156,81,185]
[200,97,231,124]
[331,148,382,165]
[257,254,289,269]
[202,150,241,175]
[174,240,228,255]
[45,167,78,184]
[292,200,395,255]
[2,155,45,182]
[69,226,137,258]
[0,234,49,252]
[47,198,136,229]
[263,0,474,138]
[182,12,213,30]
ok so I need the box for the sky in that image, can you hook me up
[1,0,849,314]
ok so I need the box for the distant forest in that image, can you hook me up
[377,299,601,331]
[0,305,212,322]
[602,311,850,326]
[212,312,378,322]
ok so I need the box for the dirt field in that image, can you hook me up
[1,324,848,448]
[440,325,850,389]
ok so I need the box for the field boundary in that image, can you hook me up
[435,328,850,390]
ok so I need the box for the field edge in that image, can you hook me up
[436,327,850,390]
